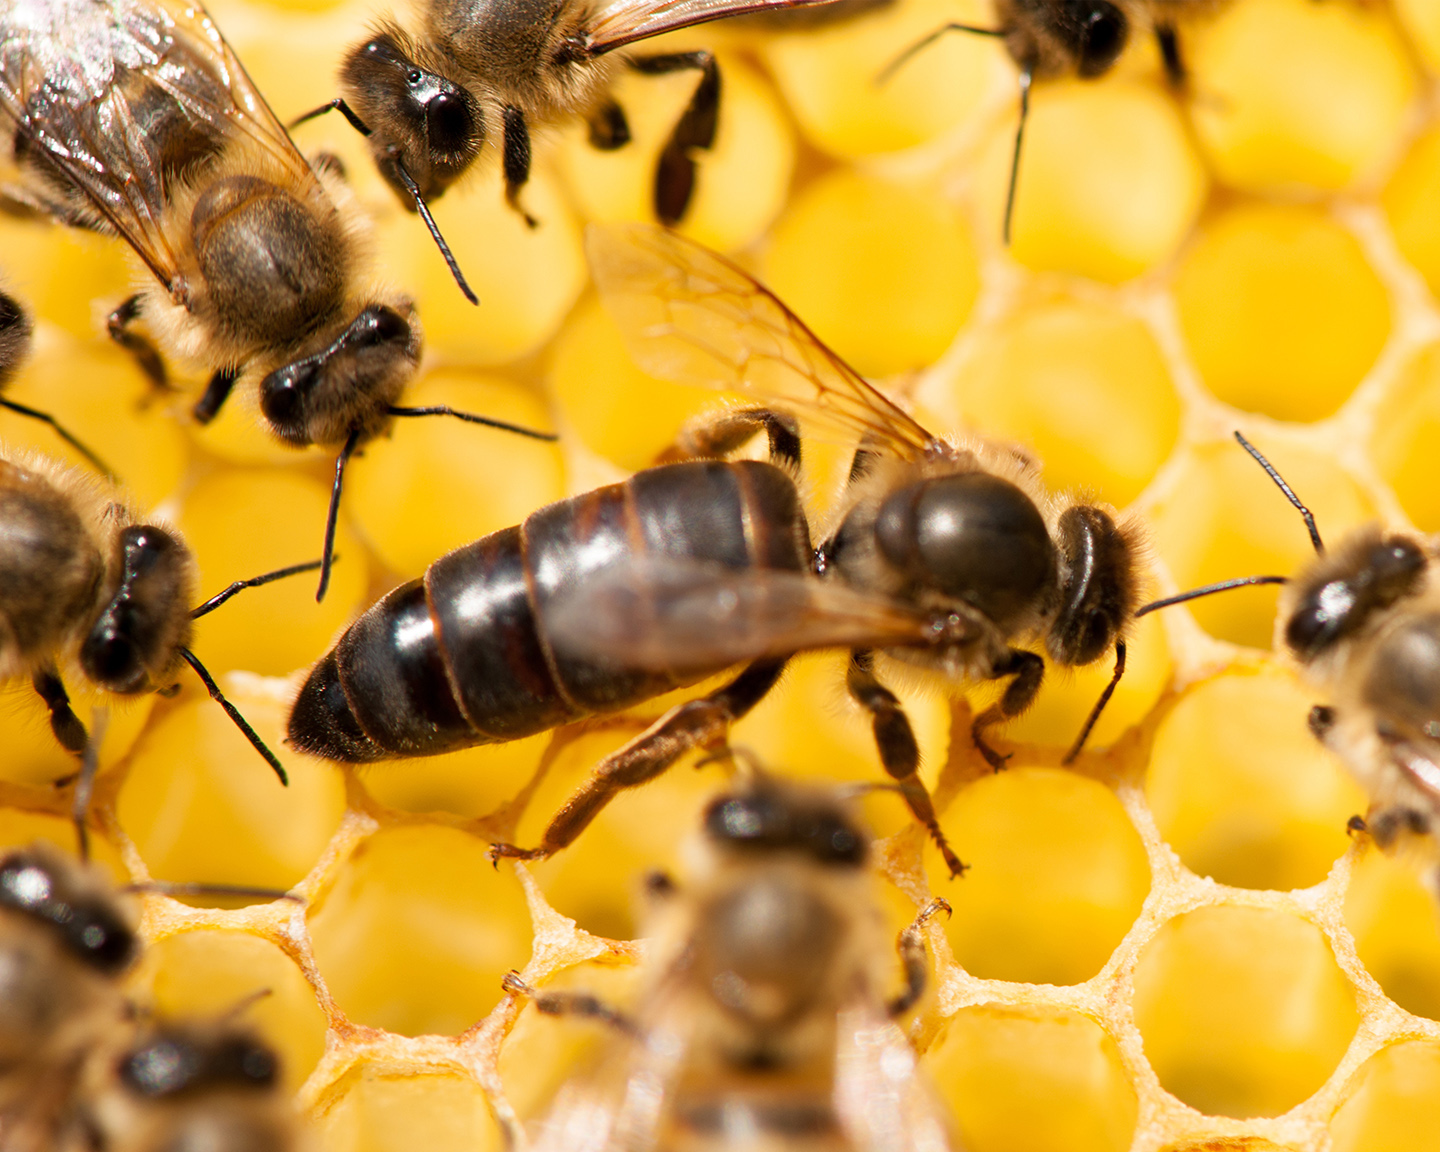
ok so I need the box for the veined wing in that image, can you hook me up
[835,1000,959,1152]
[585,0,840,52]
[0,0,318,289]
[586,222,940,460]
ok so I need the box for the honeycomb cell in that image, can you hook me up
[1132,905,1360,1118]
[0,809,126,879]
[178,467,368,678]
[759,0,1003,158]
[1172,203,1390,421]
[307,826,531,1035]
[760,169,980,378]
[130,929,328,1091]
[117,684,347,890]
[321,1070,502,1152]
[557,51,795,254]
[0,221,134,342]
[1147,439,1374,649]
[923,1006,1137,1152]
[973,79,1206,279]
[345,370,563,579]
[1343,848,1440,1022]
[1145,665,1368,890]
[360,733,551,821]
[1,338,189,509]
[923,767,1150,983]
[1330,1040,1440,1152]
[0,677,154,788]
[1371,342,1440,531]
[947,297,1181,508]
[1185,0,1417,193]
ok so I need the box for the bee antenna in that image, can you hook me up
[72,707,108,863]
[1234,431,1324,554]
[119,881,303,904]
[1062,641,1124,765]
[874,22,1005,85]
[176,648,289,787]
[0,398,116,480]
[387,405,557,441]
[1135,575,1290,618]
[1003,67,1032,247]
[317,429,362,603]
[389,157,480,306]
[289,97,372,136]
[190,559,326,619]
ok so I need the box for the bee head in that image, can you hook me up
[339,27,485,203]
[1284,531,1428,662]
[1057,0,1128,76]
[120,1027,279,1098]
[1050,504,1137,667]
[703,780,867,869]
[259,302,420,448]
[0,288,31,387]
[80,525,195,695]
[0,845,137,974]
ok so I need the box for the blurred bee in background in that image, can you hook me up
[297,0,837,248]
[0,0,555,599]
[1138,432,1440,893]
[0,448,327,783]
[503,774,957,1152]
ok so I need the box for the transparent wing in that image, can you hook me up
[545,556,964,672]
[586,222,940,460]
[585,0,840,52]
[834,1002,960,1152]
[0,0,317,288]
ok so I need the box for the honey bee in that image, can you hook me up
[503,774,957,1152]
[1138,432,1440,887]
[0,0,554,598]
[0,448,314,782]
[296,0,837,244]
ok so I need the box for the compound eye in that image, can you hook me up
[427,90,476,153]
[260,361,313,433]
[81,629,145,693]
[359,306,411,346]
[1073,0,1128,75]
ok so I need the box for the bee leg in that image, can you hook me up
[657,408,801,471]
[1364,804,1431,851]
[970,648,1045,772]
[32,668,88,756]
[588,99,632,150]
[629,51,720,226]
[501,107,539,228]
[887,897,951,1016]
[192,366,240,425]
[846,650,967,879]
[502,972,639,1034]
[488,658,787,863]
[1155,22,1186,88]
[106,295,168,392]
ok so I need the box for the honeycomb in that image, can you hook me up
[2,0,1440,1148]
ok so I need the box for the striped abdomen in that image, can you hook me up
[288,460,810,762]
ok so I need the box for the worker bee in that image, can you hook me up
[0,447,315,782]
[297,0,836,247]
[288,225,1141,879]
[503,774,957,1152]
[0,0,554,598]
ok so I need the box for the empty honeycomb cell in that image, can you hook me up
[178,467,368,678]
[1343,848,1440,1022]
[1371,342,1440,531]
[1,338,189,509]
[359,733,551,821]
[321,1071,501,1152]
[945,297,1181,508]
[117,685,347,889]
[923,1006,1136,1152]
[973,79,1206,279]
[1172,203,1390,421]
[1001,610,1170,755]
[923,767,1149,983]
[547,295,749,472]
[1145,665,1368,890]
[1132,905,1359,1118]
[307,825,532,1035]
[1147,439,1374,649]
[375,163,586,367]
[0,222,134,342]
[130,929,329,1091]
[0,810,126,878]
[1381,122,1440,300]
[0,678,154,787]
[557,51,796,255]
[1329,1040,1440,1152]
[761,169,980,378]
[759,0,1003,158]
[345,370,563,579]
[1185,0,1417,193]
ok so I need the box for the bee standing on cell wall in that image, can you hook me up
[287,225,1143,879]
[0,0,554,599]
[504,775,958,1152]
[298,0,835,245]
